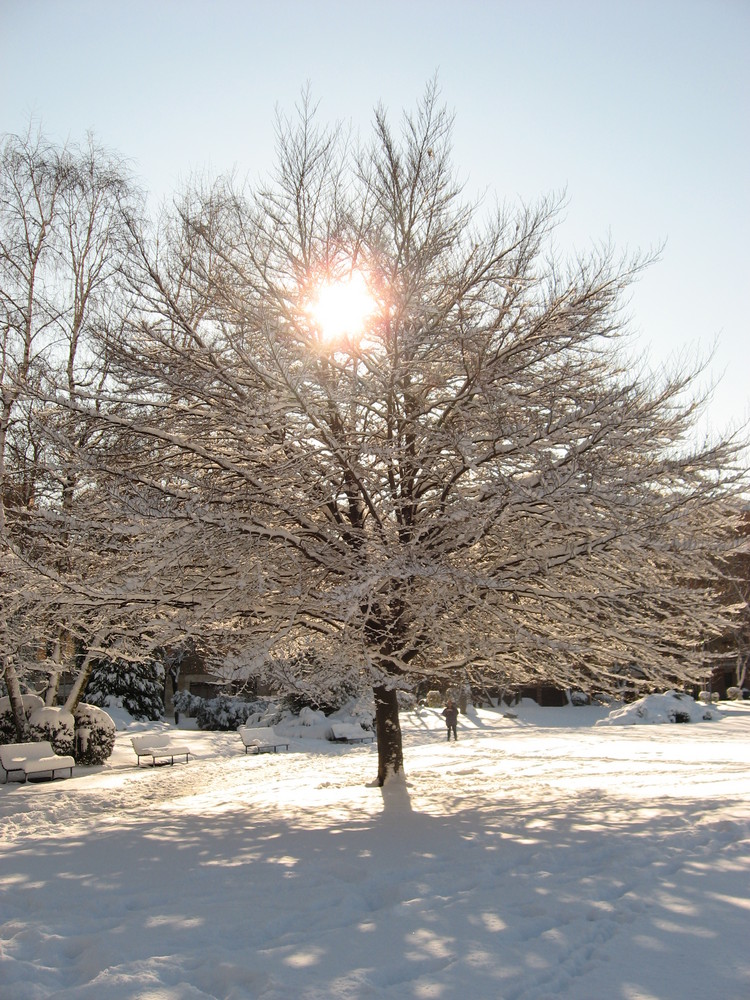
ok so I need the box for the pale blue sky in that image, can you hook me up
[2,0,748,441]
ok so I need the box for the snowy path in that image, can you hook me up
[1,703,749,999]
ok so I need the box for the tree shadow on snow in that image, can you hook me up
[1,774,748,1000]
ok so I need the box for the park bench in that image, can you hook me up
[238,726,290,754]
[329,723,375,744]
[131,734,191,767]
[0,741,75,783]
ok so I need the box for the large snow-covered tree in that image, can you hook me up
[37,90,748,783]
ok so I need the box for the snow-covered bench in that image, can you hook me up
[131,734,191,767]
[329,723,375,744]
[238,726,290,754]
[0,741,75,783]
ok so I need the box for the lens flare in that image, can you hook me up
[307,271,375,343]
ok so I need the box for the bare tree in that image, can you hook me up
[0,127,145,731]
[62,89,747,785]
[0,129,69,734]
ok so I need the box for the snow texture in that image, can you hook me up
[1,696,749,999]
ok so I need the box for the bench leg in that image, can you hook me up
[52,768,72,780]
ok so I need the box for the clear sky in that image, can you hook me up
[2,0,748,444]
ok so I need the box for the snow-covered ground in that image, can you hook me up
[1,698,749,1000]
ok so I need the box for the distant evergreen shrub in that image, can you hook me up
[396,691,417,710]
[280,680,361,718]
[698,690,720,704]
[173,690,202,717]
[569,690,590,706]
[194,694,251,731]
[86,658,165,721]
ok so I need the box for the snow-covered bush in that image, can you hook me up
[274,705,331,741]
[243,700,281,727]
[195,694,252,731]
[29,706,75,755]
[279,681,362,718]
[0,693,44,744]
[86,658,165,721]
[173,690,202,717]
[425,690,442,708]
[597,691,721,726]
[726,686,742,701]
[334,694,375,730]
[698,690,720,704]
[73,703,116,765]
[568,690,590,706]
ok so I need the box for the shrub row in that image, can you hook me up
[0,696,115,764]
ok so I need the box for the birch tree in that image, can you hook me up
[74,89,746,785]
[0,130,68,733]
[0,128,145,731]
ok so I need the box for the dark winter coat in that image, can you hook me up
[442,704,459,727]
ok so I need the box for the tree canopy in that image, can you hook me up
[1,90,747,782]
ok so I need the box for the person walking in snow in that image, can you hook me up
[442,699,459,741]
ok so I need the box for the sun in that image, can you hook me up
[307,271,375,344]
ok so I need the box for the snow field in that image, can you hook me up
[1,701,749,999]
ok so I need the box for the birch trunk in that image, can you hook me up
[63,633,105,713]
[3,655,30,741]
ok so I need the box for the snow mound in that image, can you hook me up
[597,690,722,726]
[95,698,143,731]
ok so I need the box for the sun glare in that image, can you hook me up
[307,271,375,344]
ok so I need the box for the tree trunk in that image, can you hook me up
[44,636,63,705]
[63,633,104,713]
[373,685,404,786]
[3,655,30,741]
[738,651,748,691]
